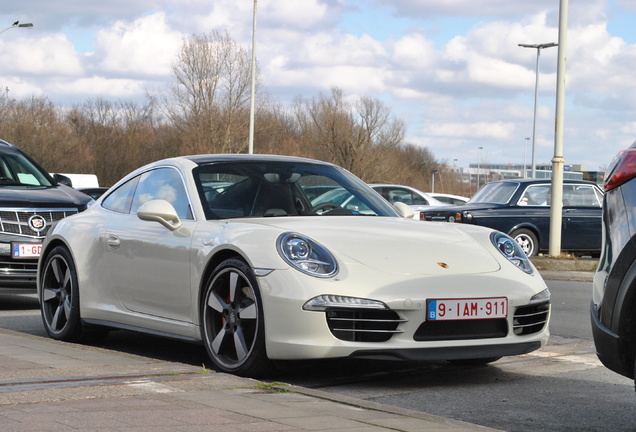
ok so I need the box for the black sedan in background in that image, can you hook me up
[420,178,603,257]
[591,142,636,384]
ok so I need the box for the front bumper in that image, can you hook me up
[0,242,39,291]
[258,264,550,361]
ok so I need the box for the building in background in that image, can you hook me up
[459,163,604,192]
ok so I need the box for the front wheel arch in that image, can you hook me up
[198,249,246,312]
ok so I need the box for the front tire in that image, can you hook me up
[40,245,84,342]
[512,228,538,257]
[201,258,271,377]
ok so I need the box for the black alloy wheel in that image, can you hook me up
[40,245,84,342]
[201,258,271,377]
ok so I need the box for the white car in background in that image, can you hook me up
[428,192,470,206]
[369,184,450,218]
[38,155,550,378]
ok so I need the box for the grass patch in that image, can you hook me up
[256,382,291,393]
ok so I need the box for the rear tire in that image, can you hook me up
[39,246,85,342]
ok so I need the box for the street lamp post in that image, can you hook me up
[518,42,557,179]
[0,21,33,36]
[431,169,439,193]
[524,137,530,178]
[476,146,483,191]
[248,2,257,155]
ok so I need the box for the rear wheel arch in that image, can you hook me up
[612,260,636,378]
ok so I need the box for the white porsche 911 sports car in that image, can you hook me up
[37,154,550,377]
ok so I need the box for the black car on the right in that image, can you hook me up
[420,178,603,257]
[591,141,636,385]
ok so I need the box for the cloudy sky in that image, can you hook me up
[1,0,635,171]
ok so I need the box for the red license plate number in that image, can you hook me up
[427,297,508,321]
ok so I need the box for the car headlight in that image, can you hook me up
[491,232,533,275]
[277,232,338,277]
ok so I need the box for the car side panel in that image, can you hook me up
[562,207,603,251]
[466,207,550,249]
[592,185,636,378]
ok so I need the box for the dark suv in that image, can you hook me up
[0,140,92,293]
[591,141,636,385]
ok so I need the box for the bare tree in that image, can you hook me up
[66,98,162,186]
[165,30,258,154]
[0,96,93,174]
[295,87,405,180]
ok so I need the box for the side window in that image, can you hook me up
[130,168,193,220]
[563,185,602,207]
[519,185,550,206]
[387,188,424,205]
[102,176,140,214]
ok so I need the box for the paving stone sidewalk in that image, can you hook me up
[0,329,501,431]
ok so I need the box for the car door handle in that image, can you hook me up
[106,235,121,250]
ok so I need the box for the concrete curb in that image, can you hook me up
[531,257,596,282]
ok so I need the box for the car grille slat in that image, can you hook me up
[0,209,78,238]
[514,320,548,329]
[326,309,405,342]
[331,328,404,334]
[513,301,550,335]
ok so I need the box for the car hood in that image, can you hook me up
[422,203,505,214]
[0,185,91,208]
[253,217,500,276]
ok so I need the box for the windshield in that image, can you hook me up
[0,151,53,187]
[193,161,398,219]
[469,181,519,204]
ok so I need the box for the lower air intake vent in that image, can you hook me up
[325,309,405,342]
[513,301,550,335]
[414,319,508,341]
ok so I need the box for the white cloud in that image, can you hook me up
[391,33,438,69]
[1,77,44,98]
[299,32,386,66]
[95,12,182,77]
[0,34,83,76]
[425,121,516,139]
[266,0,330,29]
[49,76,145,97]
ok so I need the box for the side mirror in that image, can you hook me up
[53,173,73,187]
[137,199,182,230]
[393,202,415,219]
